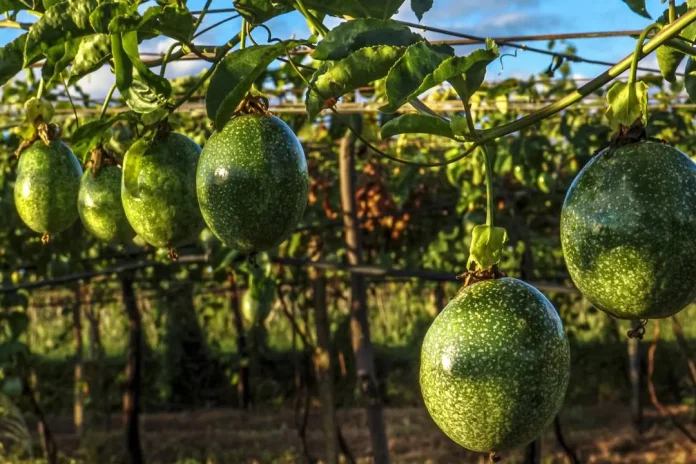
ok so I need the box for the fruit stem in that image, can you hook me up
[100,83,117,120]
[36,78,45,100]
[629,24,660,86]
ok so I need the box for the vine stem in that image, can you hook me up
[60,73,79,127]
[669,0,676,24]
[479,8,696,142]
[168,35,242,115]
[294,0,329,36]
[240,19,247,50]
[100,83,117,120]
[629,24,660,85]
[160,42,182,77]
[192,0,213,33]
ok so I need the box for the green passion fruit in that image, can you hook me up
[420,278,570,453]
[561,140,696,320]
[14,140,82,237]
[78,165,135,245]
[196,114,309,253]
[122,132,204,249]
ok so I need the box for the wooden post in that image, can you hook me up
[310,238,339,464]
[121,273,143,464]
[339,132,390,464]
[628,320,643,433]
[228,271,251,409]
[72,285,85,437]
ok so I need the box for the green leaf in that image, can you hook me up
[656,45,684,83]
[234,0,406,22]
[449,115,475,140]
[604,80,649,130]
[207,40,307,130]
[312,18,423,61]
[380,113,455,139]
[117,5,194,41]
[685,57,696,102]
[382,41,499,113]
[89,1,132,33]
[122,133,155,198]
[306,45,406,119]
[71,111,138,161]
[0,0,29,14]
[7,312,28,340]
[24,0,99,65]
[467,224,508,270]
[411,0,433,21]
[2,376,22,398]
[233,0,292,24]
[620,0,651,18]
[68,34,111,85]
[42,38,81,85]
[117,31,172,113]
[0,34,28,86]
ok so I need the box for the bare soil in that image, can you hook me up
[32,404,696,463]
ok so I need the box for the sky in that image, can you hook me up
[0,0,672,98]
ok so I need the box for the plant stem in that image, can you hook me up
[60,73,79,127]
[479,8,696,142]
[0,19,31,30]
[294,0,329,36]
[669,0,676,24]
[168,35,241,114]
[193,0,213,33]
[460,85,494,227]
[160,42,182,77]
[629,24,660,85]
[36,78,45,100]
[240,19,247,50]
[100,84,117,120]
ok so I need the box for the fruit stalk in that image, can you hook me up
[629,24,661,86]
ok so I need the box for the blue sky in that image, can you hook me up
[0,0,672,97]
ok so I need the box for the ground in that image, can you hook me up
[26,403,693,463]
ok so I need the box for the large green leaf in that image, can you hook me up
[306,45,406,119]
[119,31,172,113]
[109,5,195,42]
[380,113,455,139]
[383,41,499,112]
[42,38,81,84]
[620,0,650,18]
[411,0,433,20]
[312,18,423,60]
[234,0,405,23]
[68,34,111,85]
[0,34,27,86]
[656,4,696,83]
[24,0,99,65]
[206,40,307,130]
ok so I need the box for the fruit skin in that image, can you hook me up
[78,165,135,245]
[14,140,82,235]
[122,132,204,249]
[420,278,570,453]
[561,140,696,320]
[196,114,309,253]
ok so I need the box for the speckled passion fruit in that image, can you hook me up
[14,140,82,236]
[122,132,204,249]
[78,165,135,245]
[420,278,570,453]
[196,114,309,253]
[561,140,696,320]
